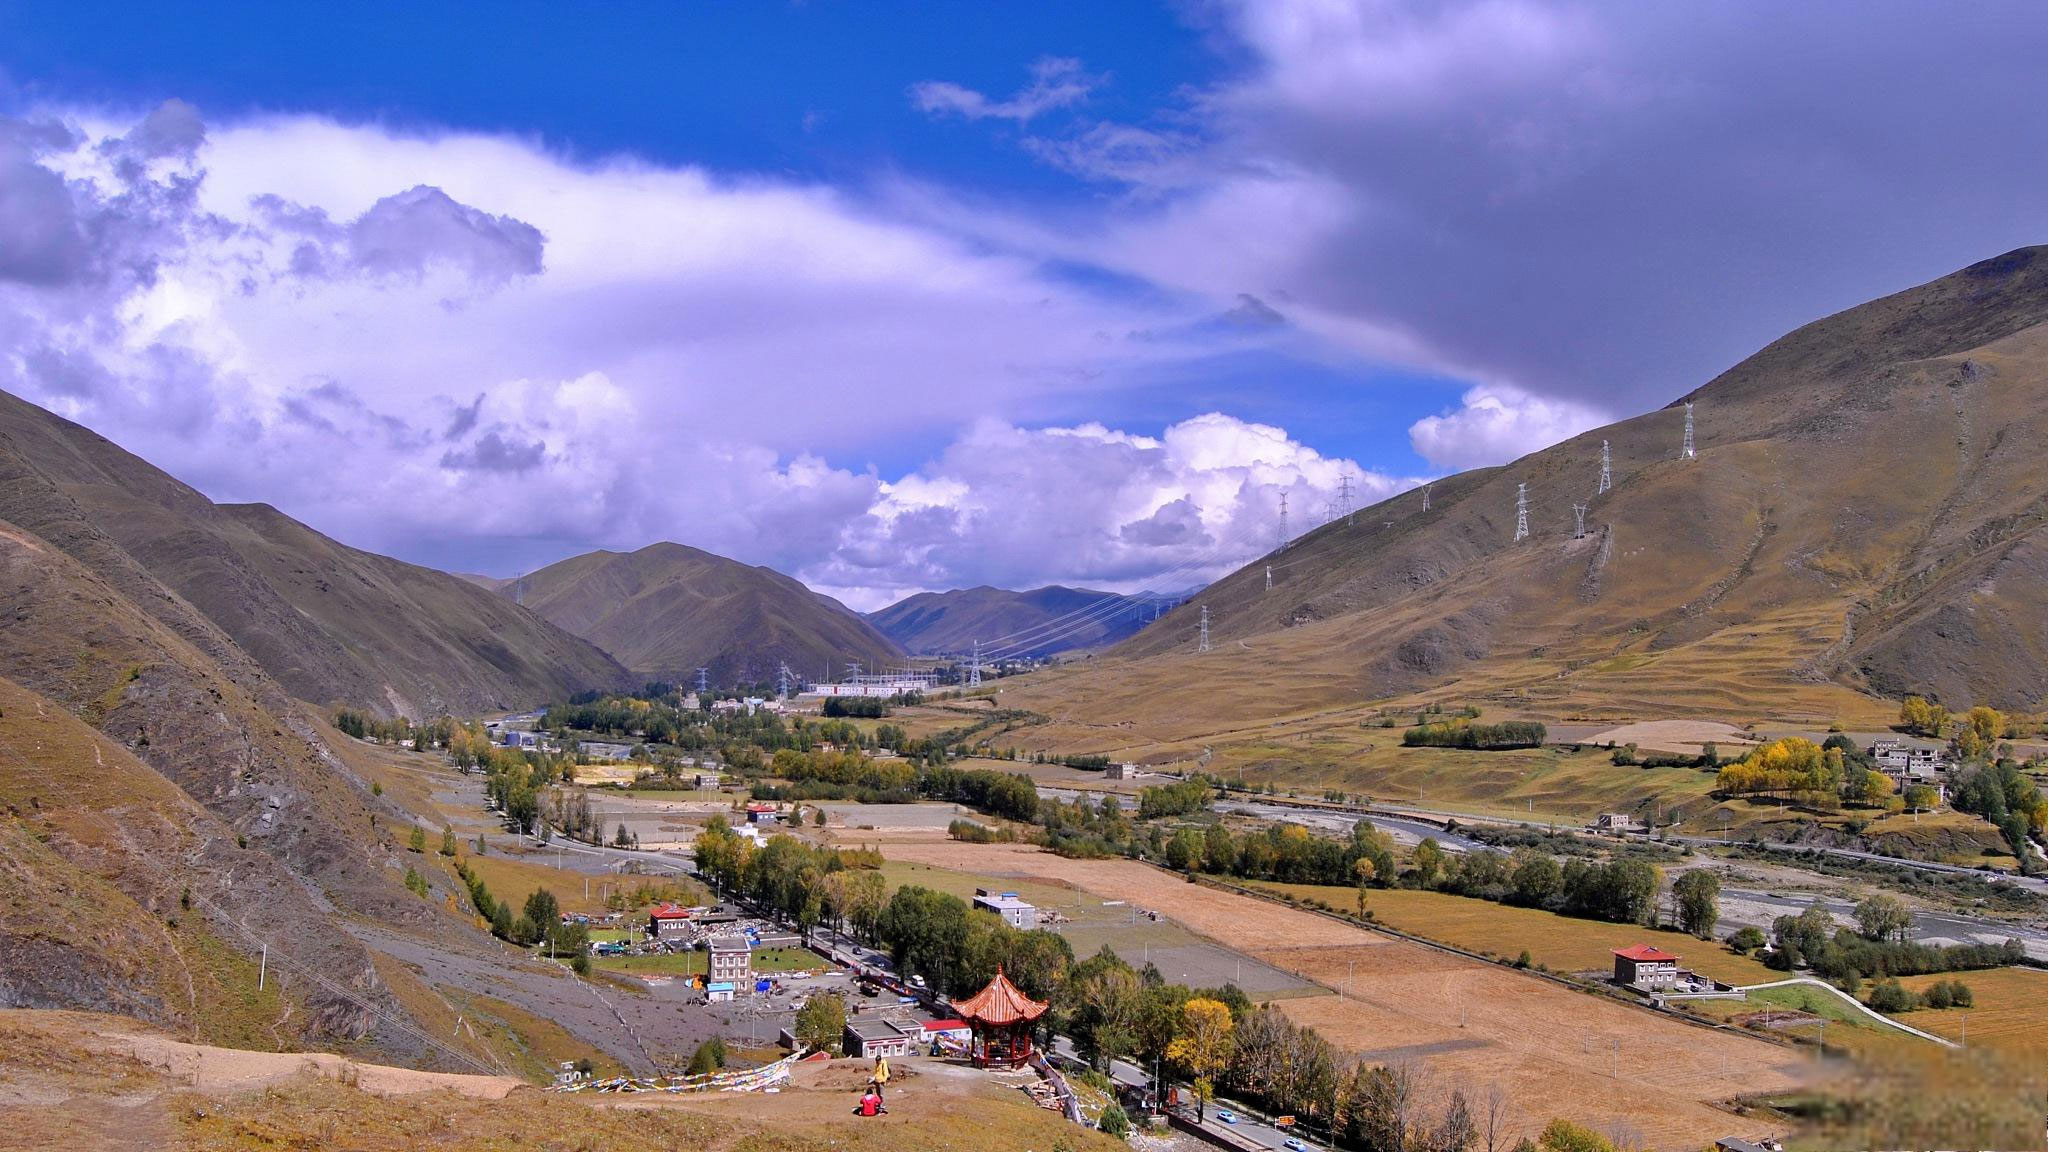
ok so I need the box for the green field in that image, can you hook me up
[1242,881,1780,986]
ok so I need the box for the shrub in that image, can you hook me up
[1727,926,1767,953]
[1866,979,1917,1013]
[1099,1102,1131,1138]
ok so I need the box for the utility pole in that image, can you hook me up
[258,944,267,992]
[1572,503,1588,539]
[1197,606,1211,653]
[1513,483,1529,542]
[1681,402,1696,460]
[1599,440,1612,494]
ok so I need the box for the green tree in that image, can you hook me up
[440,826,457,856]
[1537,1118,1616,1152]
[1509,851,1562,908]
[685,1036,728,1076]
[1673,869,1720,938]
[1854,894,1912,943]
[407,825,427,853]
[1866,979,1917,1013]
[524,888,561,933]
[794,992,847,1054]
[1098,1101,1131,1138]
[1412,838,1446,888]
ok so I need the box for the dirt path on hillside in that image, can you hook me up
[877,843,1815,1151]
[93,1024,525,1098]
[1580,720,1758,755]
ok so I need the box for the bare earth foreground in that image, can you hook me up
[876,840,1814,1150]
[0,1010,1119,1152]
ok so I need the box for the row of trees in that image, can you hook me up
[1137,777,1216,819]
[694,819,889,939]
[334,709,455,749]
[1401,720,1548,750]
[1766,897,2024,982]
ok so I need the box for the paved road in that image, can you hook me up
[1719,887,2047,962]
[1662,831,2048,893]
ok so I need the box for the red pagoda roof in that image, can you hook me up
[951,967,1048,1027]
[649,903,692,920]
[1612,945,1679,962]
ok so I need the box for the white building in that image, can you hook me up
[972,888,1038,930]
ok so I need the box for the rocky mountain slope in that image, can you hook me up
[1020,246,2048,731]
[0,389,629,718]
[496,542,903,686]
[868,584,1159,656]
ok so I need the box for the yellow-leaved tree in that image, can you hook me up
[1166,997,1236,1120]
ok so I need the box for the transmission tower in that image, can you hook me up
[1422,484,1432,513]
[1197,606,1211,653]
[694,666,709,695]
[846,660,863,679]
[1338,472,1356,525]
[1681,402,1696,460]
[1513,483,1529,542]
[967,641,982,688]
[775,663,795,698]
[1278,492,1290,550]
[1572,503,1588,539]
[1598,439,1612,494]
[1265,565,1273,591]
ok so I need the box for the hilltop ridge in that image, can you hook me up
[1016,246,2048,735]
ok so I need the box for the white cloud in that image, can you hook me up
[1407,383,1608,470]
[912,57,1101,123]
[807,412,1421,609]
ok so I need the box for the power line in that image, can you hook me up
[1513,483,1529,542]
[1598,439,1612,495]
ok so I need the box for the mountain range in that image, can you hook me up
[1018,246,2048,738]
[867,584,1167,657]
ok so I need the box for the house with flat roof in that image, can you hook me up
[972,888,1038,930]
[1612,945,1681,990]
[844,1018,919,1059]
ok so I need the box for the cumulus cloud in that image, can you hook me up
[1407,384,1608,471]
[912,57,1100,123]
[806,413,1419,607]
[3,101,1384,606]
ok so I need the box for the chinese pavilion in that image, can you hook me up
[951,966,1048,1068]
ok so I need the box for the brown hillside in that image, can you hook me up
[1013,246,2048,737]
[0,388,628,717]
[503,542,902,686]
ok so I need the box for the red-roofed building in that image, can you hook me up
[920,1018,971,1045]
[1612,945,1681,989]
[649,902,693,941]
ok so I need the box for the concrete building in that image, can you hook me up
[694,772,722,790]
[648,903,693,941]
[707,936,752,990]
[972,888,1038,930]
[844,1018,919,1059]
[1612,944,1681,990]
[1592,813,1643,834]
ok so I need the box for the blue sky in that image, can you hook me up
[3,2,2046,604]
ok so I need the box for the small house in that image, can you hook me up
[921,1018,972,1046]
[745,803,780,825]
[844,1018,918,1059]
[694,772,722,790]
[1613,945,1681,990]
[1593,813,1643,834]
[1105,762,1132,780]
[973,888,1038,930]
[648,903,693,941]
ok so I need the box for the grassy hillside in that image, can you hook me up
[0,387,628,717]
[1006,247,2048,744]
[502,541,902,685]
[868,584,1158,656]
